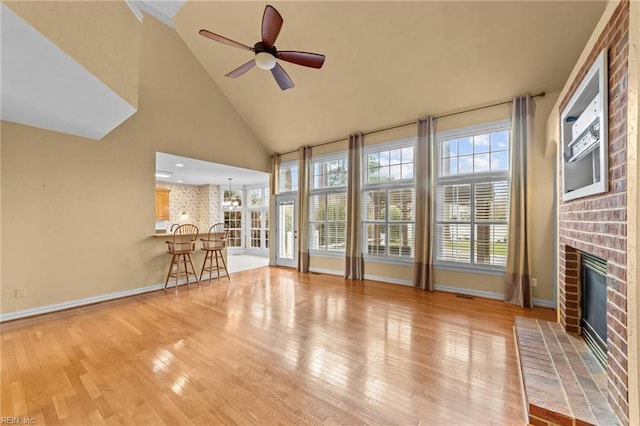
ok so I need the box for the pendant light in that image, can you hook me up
[223,178,239,210]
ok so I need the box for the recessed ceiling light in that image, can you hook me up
[155,171,173,178]
[177,180,183,183]
[176,163,184,167]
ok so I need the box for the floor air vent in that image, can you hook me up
[455,293,474,300]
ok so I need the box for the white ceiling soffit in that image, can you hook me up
[129,0,187,28]
[155,152,270,187]
[0,4,137,140]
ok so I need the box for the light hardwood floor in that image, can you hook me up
[1,267,555,425]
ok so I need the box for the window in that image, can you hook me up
[247,187,269,250]
[309,155,347,253]
[313,157,347,188]
[435,121,510,269]
[222,186,243,248]
[278,161,298,193]
[362,140,415,259]
[224,210,242,248]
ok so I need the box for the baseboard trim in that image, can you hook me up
[435,284,503,300]
[0,272,226,323]
[363,274,413,286]
[308,268,413,287]
[532,299,556,309]
[434,284,555,308]
[309,267,343,276]
[1,273,554,323]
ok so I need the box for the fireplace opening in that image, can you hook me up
[580,252,608,366]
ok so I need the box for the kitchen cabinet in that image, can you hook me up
[155,189,170,220]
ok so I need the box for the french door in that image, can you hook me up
[276,195,297,268]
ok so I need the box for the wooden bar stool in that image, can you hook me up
[164,224,200,291]
[200,223,230,283]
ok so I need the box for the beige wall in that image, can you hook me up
[434,103,509,301]
[365,261,413,285]
[1,16,269,315]
[312,140,349,157]
[435,94,557,303]
[5,1,141,108]
[309,256,343,274]
[0,122,3,312]
[305,99,557,302]
[307,126,417,283]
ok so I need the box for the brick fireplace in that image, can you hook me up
[558,1,630,423]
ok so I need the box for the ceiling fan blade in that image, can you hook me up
[261,5,283,49]
[271,63,294,91]
[276,51,325,69]
[199,29,254,52]
[225,60,256,78]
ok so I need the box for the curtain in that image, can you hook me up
[298,146,311,272]
[504,95,534,308]
[271,154,280,197]
[414,117,436,290]
[270,154,280,266]
[345,133,364,279]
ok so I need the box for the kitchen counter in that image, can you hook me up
[153,233,210,238]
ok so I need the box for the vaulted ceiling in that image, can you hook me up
[175,1,607,153]
[1,1,607,155]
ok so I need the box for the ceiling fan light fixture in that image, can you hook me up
[255,52,276,70]
[199,4,325,90]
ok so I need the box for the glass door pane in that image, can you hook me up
[276,196,297,267]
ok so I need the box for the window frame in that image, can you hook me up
[308,152,348,256]
[224,209,243,248]
[434,119,511,273]
[220,185,243,249]
[278,160,299,194]
[361,138,416,263]
[245,185,269,253]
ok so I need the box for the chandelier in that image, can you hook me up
[222,178,240,210]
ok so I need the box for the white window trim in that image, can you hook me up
[246,186,269,253]
[311,150,349,164]
[436,119,511,146]
[361,138,416,263]
[434,119,511,273]
[310,151,348,191]
[278,160,299,195]
[363,137,415,153]
[224,209,243,250]
[309,151,348,255]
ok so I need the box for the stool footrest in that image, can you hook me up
[200,249,230,283]
[164,252,201,292]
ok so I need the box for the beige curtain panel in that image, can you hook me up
[298,146,311,272]
[414,117,436,290]
[270,154,280,198]
[270,154,280,267]
[504,94,534,308]
[345,133,364,279]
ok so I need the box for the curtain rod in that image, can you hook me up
[275,91,546,157]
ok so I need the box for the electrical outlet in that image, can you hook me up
[15,288,27,298]
[531,278,538,288]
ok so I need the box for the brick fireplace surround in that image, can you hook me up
[558,1,630,423]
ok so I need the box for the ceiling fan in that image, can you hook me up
[199,4,325,91]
